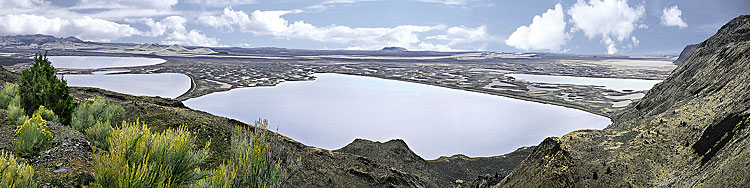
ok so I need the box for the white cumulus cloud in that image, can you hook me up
[568,0,645,54]
[505,3,568,52]
[199,7,489,50]
[0,14,140,42]
[661,5,688,29]
[148,16,221,46]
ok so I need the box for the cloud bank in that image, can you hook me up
[0,14,140,42]
[198,7,490,50]
[568,0,645,54]
[505,3,568,52]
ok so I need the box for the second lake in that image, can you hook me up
[184,73,612,159]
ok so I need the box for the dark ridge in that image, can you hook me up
[692,114,748,166]
[382,47,408,51]
[673,43,700,65]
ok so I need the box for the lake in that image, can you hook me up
[507,73,662,91]
[49,56,166,69]
[62,72,191,99]
[184,73,611,159]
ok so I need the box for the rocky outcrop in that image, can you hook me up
[673,43,700,65]
[497,15,750,188]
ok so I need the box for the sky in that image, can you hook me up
[0,0,748,55]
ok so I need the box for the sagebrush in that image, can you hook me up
[195,119,284,188]
[84,120,113,150]
[0,82,19,109]
[15,114,53,155]
[7,95,27,126]
[72,97,123,133]
[33,105,58,122]
[92,121,210,187]
[0,151,37,187]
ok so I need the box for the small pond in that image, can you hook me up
[49,56,166,69]
[62,72,191,99]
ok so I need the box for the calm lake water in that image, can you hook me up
[507,73,662,91]
[184,73,611,159]
[63,73,191,99]
[49,56,166,69]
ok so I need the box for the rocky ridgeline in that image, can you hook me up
[0,35,85,46]
[673,43,700,65]
[497,15,750,187]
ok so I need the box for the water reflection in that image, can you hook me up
[185,73,611,159]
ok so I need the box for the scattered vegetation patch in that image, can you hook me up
[85,120,113,150]
[1,83,27,126]
[0,151,37,187]
[14,114,53,156]
[91,121,210,187]
[72,97,124,133]
[19,52,75,125]
[33,105,58,122]
[7,95,27,126]
[0,83,19,109]
[195,119,284,187]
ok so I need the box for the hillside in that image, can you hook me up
[497,15,750,187]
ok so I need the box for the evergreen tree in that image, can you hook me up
[19,52,75,125]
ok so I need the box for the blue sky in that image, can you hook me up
[0,0,748,54]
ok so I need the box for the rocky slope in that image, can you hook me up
[497,15,750,187]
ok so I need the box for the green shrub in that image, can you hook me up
[72,97,124,133]
[196,119,284,188]
[15,114,53,155]
[194,163,233,188]
[33,105,58,122]
[92,121,210,187]
[7,96,28,126]
[0,151,37,187]
[84,120,112,150]
[0,83,19,109]
[19,52,75,125]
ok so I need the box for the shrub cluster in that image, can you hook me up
[19,52,75,125]
[0,82,19,109]
[72,97,123,132]
[92,121,210,187]
[33,105,58,122]
[1,83,28,126]
[195,119,284,188]
[85,120,113,151]
[7,96,27,126]
[15,114,53,155]
[72,97,124,150]
[0,151,37,187]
